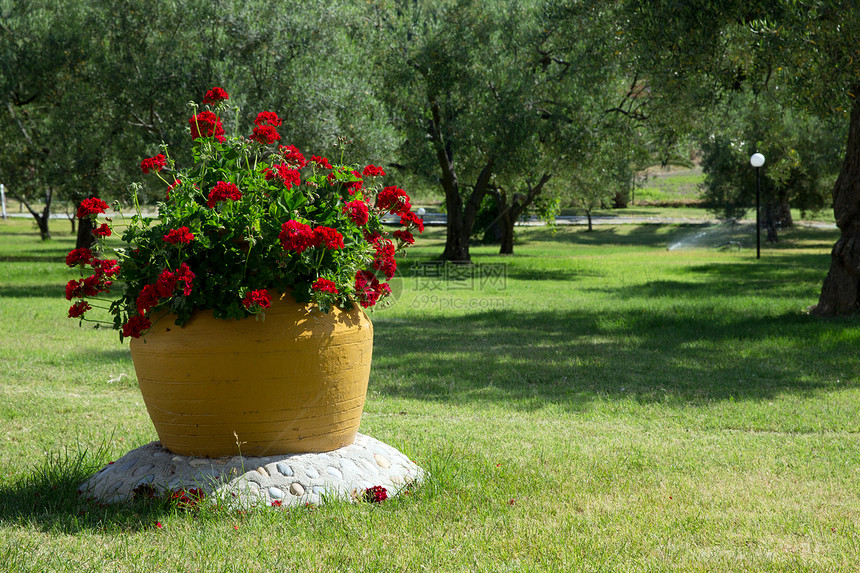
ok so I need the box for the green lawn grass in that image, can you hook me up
[1,217,858,572]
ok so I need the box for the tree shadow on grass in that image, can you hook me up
[0,284,65,298]
[581,254,831,302]
[371,305,858,412]
[523,224,693,249]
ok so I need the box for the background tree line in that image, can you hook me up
[1,0,856,312]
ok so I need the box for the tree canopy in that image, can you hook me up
[605,0,859,313]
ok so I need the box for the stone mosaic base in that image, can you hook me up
[78,433,423,507]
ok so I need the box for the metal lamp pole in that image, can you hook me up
[750,153,765,259]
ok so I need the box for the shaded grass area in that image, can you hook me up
[1,217,858,572]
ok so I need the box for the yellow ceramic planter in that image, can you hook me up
[129,294,373,458]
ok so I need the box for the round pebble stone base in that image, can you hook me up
[78,433,424,508]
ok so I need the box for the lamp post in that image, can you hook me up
[750,153,765,259]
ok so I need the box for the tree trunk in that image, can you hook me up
[76,214,96,250]
[777,193,793,228]
[15,189,53,240]
[499,206,515,255]
[441,157,495,262]
[586,210,593,232]
[812,93,860,315]
[764,202,779,243]
[497,174,551,255]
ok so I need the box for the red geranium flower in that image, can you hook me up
[136,284,160,315]
[311,156,332,170]
[76,197,109,219]
[207,181,242,208]
[254,111,282,126]
[92,223,112,238]
[155,269,179,298]
[377,186,411,214]
[242,289,272,310]
[202,87,229,104]
[372,239,397,279]
[346,170,363,195]
[189,111,226,143]
[279,220,315,253]
[278,145,307,168]
[343,200,369,226]
[393,230,415,245]
[202,87,229,105]
[400,211,425,233]
[354,270,381,308]
[313,227,344,250]
[175,263,195,296]
[362,165,386,177]
[68,300,92,318]
[92,258,120,277]
[363,486,388,503]
[140,154,167,174]
[122,314,152,338]
[250,124,281,145]
[65,279,83,301]
[163,226,195,245]
[66,247,93,267]
[311,278,338,294]
[271,163,301,189]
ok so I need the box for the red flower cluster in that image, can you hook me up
[354,270,390,308]
[250,111,281,144]
[207,181,242,208]
[278,221,344,252]
[242,289,272,310]
[279,145,307,168]
[202,87,229,105]
[400,211,425,233]
[76,197,109,219]
[343,200,369,226]
[311,155,332,170]
[134,264,195,317]
[163,226,195,245]
[68,300,92,318]
[189,111,225,143]
[254,111,281,126]
[363,485,388,503]
[371,238,397,279]
[279,220,316,253]
[377,186,411,214]
[265,163,301,189]
[346,170,363,195]
[314,226,345,250]
[250,124,281,145]
[362,164,386,177]
[393,230,415,245]
[65,254,119,302]
[66,247,93,267]
[140,154,167,174]
[93,258,120,277]
[122,315,151,339]
[92,223,112,238]
[311,278,338,294]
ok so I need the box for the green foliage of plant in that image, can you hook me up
[65,92,421,339]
